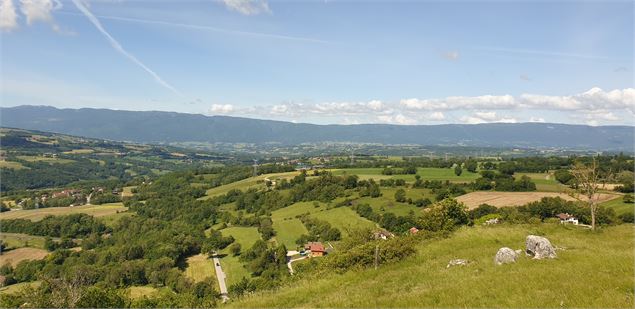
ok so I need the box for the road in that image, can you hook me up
[212,254,229,302]
[287,256,307,274]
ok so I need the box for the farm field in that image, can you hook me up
[184,254,217,283]
[0,161,26,169]
[0,233,46,249]
[62,149,95,154]
[229,224,634,308]
[199,171,300,200]
[309,207,377,237]
[219,226,262,286]
[15,156,74,164]
[126,286,170,300]
[456,191,621,209]
[0,203,128,221]
[0,281,41,295]
[0,247,49,267]
[601,197,634,215]
[272,218,308,248]
[122,186,137,197]
[331,167,480,182]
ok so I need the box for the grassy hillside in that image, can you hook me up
[229,224,634,308]
[0,203,127,221]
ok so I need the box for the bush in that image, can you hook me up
[623,194,634,204]
[618,212,634,224]
[474,213,501,225]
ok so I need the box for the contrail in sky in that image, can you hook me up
[70,0,183,96]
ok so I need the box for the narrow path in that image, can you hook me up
[287,256,308,274]
[212,254,229,302]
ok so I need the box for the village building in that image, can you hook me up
[373,230,394,240]
[556,213,579,225]
[304,242,326,257]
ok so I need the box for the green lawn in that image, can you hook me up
[217,227,263,287]
[230,224,634,308]
[272,218,308,249]
[601,197,634,215]
[309,207,377,238]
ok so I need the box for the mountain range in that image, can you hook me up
[1,105,633,150]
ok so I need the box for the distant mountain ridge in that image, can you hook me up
[1,105,633,150]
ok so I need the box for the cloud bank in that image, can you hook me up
[207,87,635,125]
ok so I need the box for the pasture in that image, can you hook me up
[0,233,46,249]
[0,247,49,267]
[0,161,26,170]
[199,171,300,200]
[15,156,74,164]
[218,226,261,287]
[0,203,128,221]
[601,197,634,215]
[230,224,634,308]
[272,218,308,248]
[0,281,41,295]
[456,191,620,209]
[331,167,480,182]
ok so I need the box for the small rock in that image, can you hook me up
[495,247,518,265]
[526,235,557,259]
[447,259,469,268]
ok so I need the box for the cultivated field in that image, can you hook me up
[230,224,634,308]
[0,203,128,221]
[456,191,620,209]
[0,247,49,267]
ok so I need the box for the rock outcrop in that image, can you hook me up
[495,247,518,265]
[525,235,557,259]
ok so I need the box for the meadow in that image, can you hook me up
[219,227,262,286]
[601,197,634,215]
[229,224,635,308]
[331,167,480,182]
[0,233,46,249]
[0,203,128,221]
[0,161,26,170]
[184,254,217,283]
[199,171,300,200]
[0,247,49,267]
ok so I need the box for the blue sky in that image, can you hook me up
[1,0,633,125]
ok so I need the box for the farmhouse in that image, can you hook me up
[556,213,579,225]
[373,230,394,240]
[304,242,326,257]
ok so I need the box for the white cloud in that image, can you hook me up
[377,114,416,125]
[460,112,517,124]
[0,0,18,31]
[19,0,59,25]
[210,104,234,114]
[71,0,182,96]
[221,0,271,15]
[401,88,634,113]
[425,112,445,121]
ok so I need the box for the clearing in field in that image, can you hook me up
[15,156,74,164]
[0,247,49,267]
[0,203,128,221]
[0,233,46,249]
[230,224,634,308]
[184,254,217,283]
[199,171,300,200]
[0,161,26,170]
[456,191,620,209]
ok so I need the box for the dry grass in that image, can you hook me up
[456,191,620,209]
[0,203,127,221]
[0,248,49,267]
[184,254,217,283]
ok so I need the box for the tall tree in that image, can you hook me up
[570,158,603,230]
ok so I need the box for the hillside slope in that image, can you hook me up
[228,224,634,308]
[2,106,633,150]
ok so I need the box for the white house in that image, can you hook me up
[556,213,578,225]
